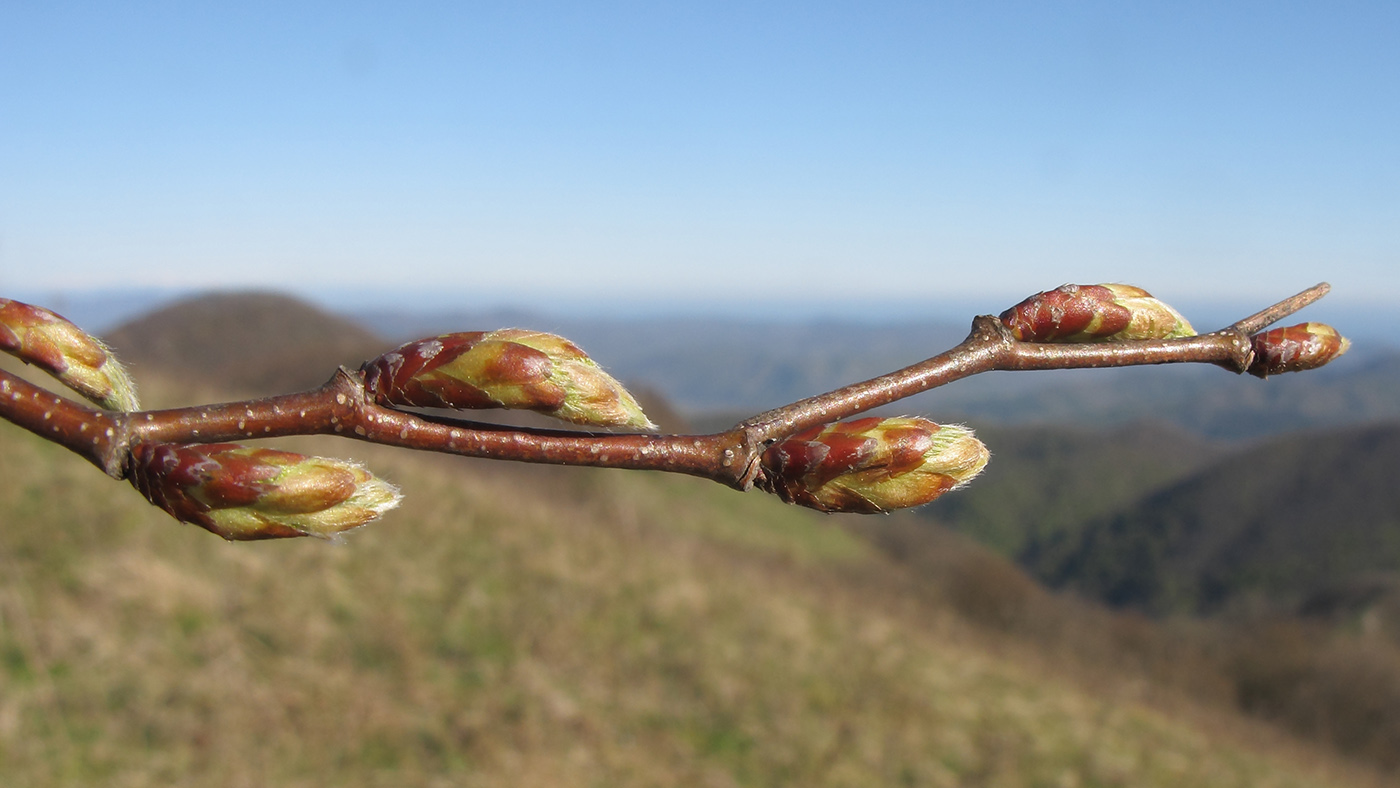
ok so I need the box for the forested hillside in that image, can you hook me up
[1031,424,1400,616]
[915,421,1225,555]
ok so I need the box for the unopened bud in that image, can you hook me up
[759,417,989,513]
[1000,284,1195,343]
[128,442,401,541]
[363,329,654,430]
[1248,322,1350,378]
[0,298,139,411]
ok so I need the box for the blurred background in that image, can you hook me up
[3,3,1400,786]
[2,1,1397,326]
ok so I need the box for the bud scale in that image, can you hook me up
[0,298,139,411]
[1248,322,1350,378]
[1000,284,1195,343]
[363,329,654,430]
[759,417,988,514]
[129,442,401,541]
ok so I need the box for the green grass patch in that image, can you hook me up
[0,421,1388,787]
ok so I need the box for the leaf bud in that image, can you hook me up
[1247,322,1350,378]
[363,329,654,430]
[999,284,1195,343]
[758,417,989,513]
[0,298,139,411]
[128,442,401,541]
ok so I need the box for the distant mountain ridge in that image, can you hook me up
[355,305,1400,440]
[356,306,973,414]
[104,291,392,397]
[18,288,1400,440]
[921,416,1400,620]
[1028,423,1400,616]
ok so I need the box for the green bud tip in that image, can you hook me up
[363,329,654,430]
[129,442,402,541]
[1000,283,1195,343]
[0,298,139,411]
[759,416,989,514]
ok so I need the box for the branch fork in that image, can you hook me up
[0,282,1345,540]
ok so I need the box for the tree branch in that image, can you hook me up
[0,281,1346,533]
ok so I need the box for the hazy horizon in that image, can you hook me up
[8,282,1395,352]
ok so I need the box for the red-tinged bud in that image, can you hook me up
[0,298,139,411]
[1248,322,1350,378]
[758,417,989,513]
[362,329,655,430]
[999,284,1195,343]
[128,443,401,541]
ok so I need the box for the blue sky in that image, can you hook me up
[1,2,1396,317]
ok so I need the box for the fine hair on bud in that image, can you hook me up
[1000,283,1195,343]
[362,329,654,430]
[128,442,401,541]
[0,298,139,411]
[759,416,989,514]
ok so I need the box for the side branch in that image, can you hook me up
[0,281,1342,525]
[739,328,1005,443]
[739,318,1260,448]
[0,369,120,474]
[113,371,748,487]
[1232,282,1330,335]
[999,329,1254,372]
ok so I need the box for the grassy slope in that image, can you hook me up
[0,422,1385,787]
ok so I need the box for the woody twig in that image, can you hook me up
[0,282,1346,540]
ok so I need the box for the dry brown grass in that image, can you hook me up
[0,372,1394,786]
[855,515,1400,783]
